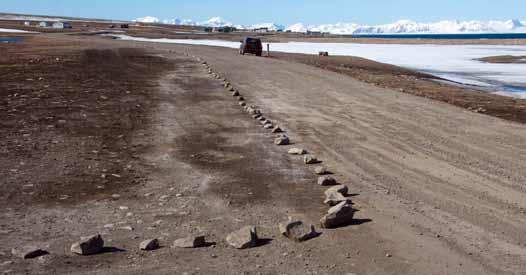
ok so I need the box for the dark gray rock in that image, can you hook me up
[70,234,104,256]
[318,176,337,186]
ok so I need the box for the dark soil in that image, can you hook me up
[0,37,173,208]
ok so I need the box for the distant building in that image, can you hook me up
[52,22,72,29]
[120,24,129,29]
[253,27,269,33]
[38,21,52,28]
[213,26,236,33]
[24,21,31,26]
[306,30,322,36]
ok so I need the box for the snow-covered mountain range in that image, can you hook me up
[134,16,526,34]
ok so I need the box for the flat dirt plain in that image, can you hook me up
[1,31,526,275]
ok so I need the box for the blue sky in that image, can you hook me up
[2,0,525,25]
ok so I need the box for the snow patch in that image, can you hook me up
[134,16,160,23]
[0,28,36,33]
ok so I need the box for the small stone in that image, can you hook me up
[228,87,235,92]
[314,166,328,175]
[70,235,104,255]
[119,226,134,231]
[288,148,306,155]
[263,120,272,125]
[304,155,319,164]
[320,201,356,229]
[252,114,262,119]
[324,185,351,206]
[232,91,240,96]
[239,101,247,107]
[279,220,318,242]
[172,235,206,248]
[247,107,261,115]
[11,246,48,259]
[324,185,349,196]
[111,194,121,199]
[159,195,170,201]
[140,239,160,251]
[103,224,115,229]
[274,135,290,146]
[226,226,258,249]
[318,176,337,186]
[272,126,283,133]
[257,116,266,121]
[264,124,273,129]
[238,96,244,101]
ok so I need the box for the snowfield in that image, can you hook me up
[0,28,36,33]
[134,16,526,34]
[111,34,526,98]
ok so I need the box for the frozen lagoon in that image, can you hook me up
[112,35,526,98]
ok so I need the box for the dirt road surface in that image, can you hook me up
[1,34,526,275]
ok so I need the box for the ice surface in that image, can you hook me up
[0,28,35,33]
[112,35,526,98]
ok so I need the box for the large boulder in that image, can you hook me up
[11,246,48,259]
[70,234,104,255]
[172,235,206,248]
[139,239,160,251]
[226,226,258,249]
[279,220,317,242]
[320,201,356,228]
[318,176,337,186]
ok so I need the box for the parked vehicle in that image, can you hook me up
[239,37,263,56]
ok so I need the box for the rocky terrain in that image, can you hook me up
[1,33,526,275]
